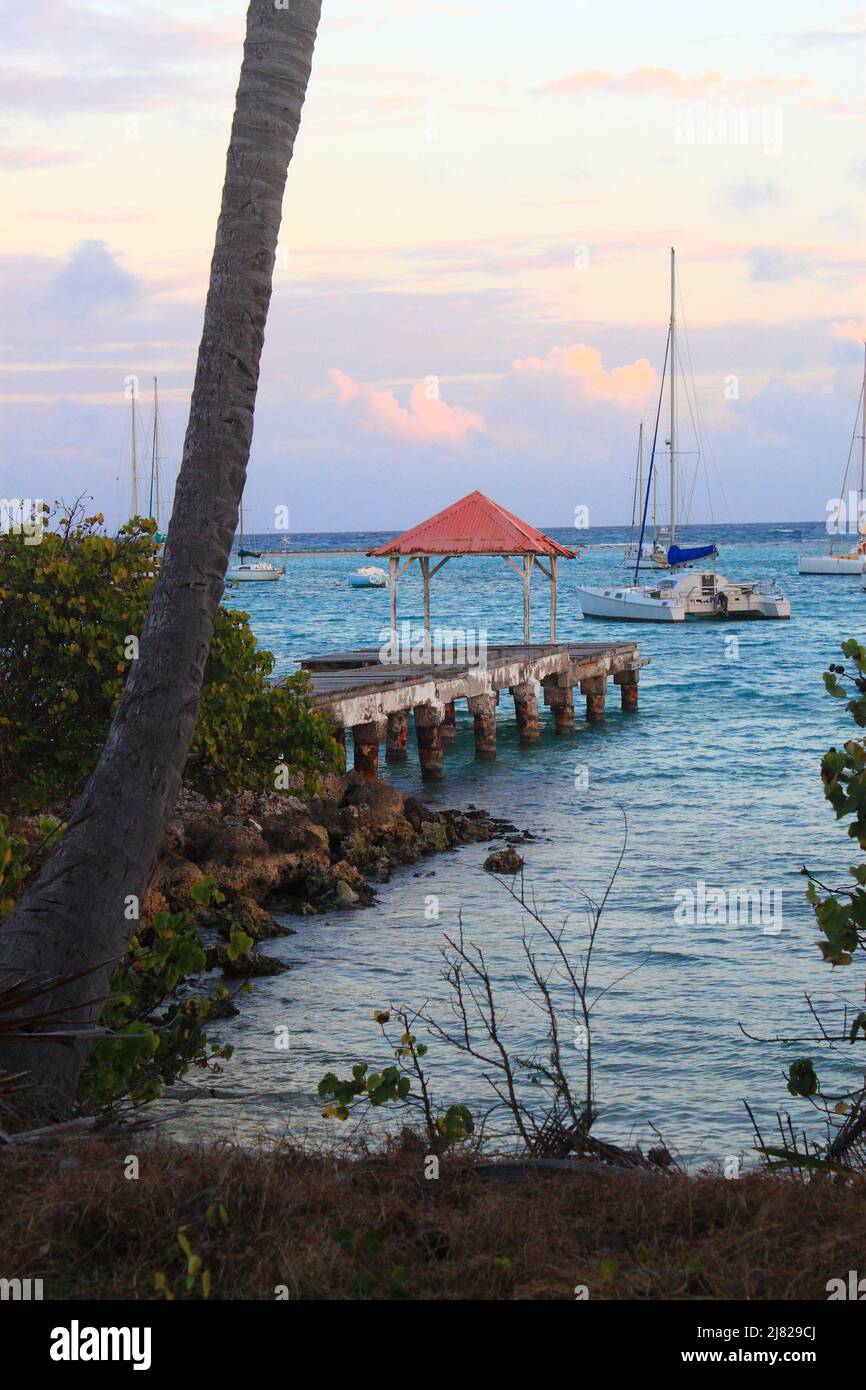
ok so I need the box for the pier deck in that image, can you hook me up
[295,641,647,780]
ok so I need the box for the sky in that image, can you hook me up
[1,0,865,532]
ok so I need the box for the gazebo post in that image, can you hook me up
[522,554,532,644]
[550,554,558,641]
[420,556,431,657]
[389,555,398,658]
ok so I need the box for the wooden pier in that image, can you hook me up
[297,641,647,780]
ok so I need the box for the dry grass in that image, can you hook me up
[2,1136,865,1300]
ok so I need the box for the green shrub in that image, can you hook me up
[769,638,866,1171]
[77,877,234,1109]
[0,507,343,813]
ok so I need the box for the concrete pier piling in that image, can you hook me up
[413,704,445,779]
[545,683,575,735]
[615,669,639,712]
[385,709,409,761]
[352,719,386,779]
[441,699,458,744]
[511,681,540,743]
[467,692,497,759]
[581,675,607,722]
[298,642,646,781]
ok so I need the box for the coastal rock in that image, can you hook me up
[483,846,524,875]
[150,856,207,909]
[215,896,294,942]
[333,880,360,909]
[211,944,288,977]
[14,779,515,942]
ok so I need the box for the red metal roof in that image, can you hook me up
[368,490,577,558]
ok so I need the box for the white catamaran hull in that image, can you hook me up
[577,586,685,621]
[578,572,790,622]
[799,553,865,574]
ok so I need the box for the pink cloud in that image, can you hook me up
[536,67,812,101]
[328,369,485,443]
[511,345,656,404]
[0,144,81,169]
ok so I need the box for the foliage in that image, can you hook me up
[0,506,343,814]
[763,639,866,1172]
[1,812,234,1115]
[154,1221,223,1301]
[317,1008,474,1152]
[805,640,866,974]
[77,877,234,1109]
[0,815,29,926]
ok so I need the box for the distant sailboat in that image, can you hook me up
[147,378,167,544]
[578,249,790,622]
[228,497,285,582]
[128,388,140,521]
[800,343,866,575]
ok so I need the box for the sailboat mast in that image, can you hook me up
[652,423,657,540]
[669,247,677,548]
[130,391,139,520]
[861,341,865,510]
[148,377,160,522]
[638,421,644,508]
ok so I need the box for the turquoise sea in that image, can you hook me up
[169,522,866,1166]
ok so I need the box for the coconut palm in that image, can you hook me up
[0,0,324,1117]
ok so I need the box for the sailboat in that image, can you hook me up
[227,497,285,583]
[147,378,167,544]
[126,386,141,522]
[578,249,791,622]
[623,423,665,570]
[800,344,866,575]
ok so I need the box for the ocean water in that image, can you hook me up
[167,522,866,1166]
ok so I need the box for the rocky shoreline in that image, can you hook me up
[141,775,525,972]
[11,776,527,981]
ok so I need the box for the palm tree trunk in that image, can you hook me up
[0,0,324,1119]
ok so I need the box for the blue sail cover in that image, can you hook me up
[667,543,718,567]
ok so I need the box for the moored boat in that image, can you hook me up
[580,249,790,623]
[801,343,866,575]
[230,560,285,582]
[349,565,387,589]
[227,498,285,583]
[578,570,790,622]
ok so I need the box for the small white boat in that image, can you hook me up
[227,498,285,582]
[579,569,790,621]
[230,560,285,583]
[801,342,866,575]
[349,566,387,589]
[802,549,866,575]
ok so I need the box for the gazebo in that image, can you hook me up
[369,489,577,647]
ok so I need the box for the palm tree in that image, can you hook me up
[0,0,324,1118]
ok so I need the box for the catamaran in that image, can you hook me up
[578,249,791,622]
[800,343,866,575]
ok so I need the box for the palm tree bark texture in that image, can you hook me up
[0,0,324,1118]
